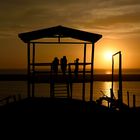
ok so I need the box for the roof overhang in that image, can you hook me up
[18,25,102,43]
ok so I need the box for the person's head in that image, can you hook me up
[76,58,79,61]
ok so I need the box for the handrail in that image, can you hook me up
[33,70,91,74]
[0,94,21,106]
[30,63,52,66]
[30,62,92,66]
[68,62,91,65]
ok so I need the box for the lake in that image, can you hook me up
[0,68,140,107]
[0,81,140,107]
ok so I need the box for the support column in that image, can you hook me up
[112,51,123,108]
[32,43,35,97]
[119,52,123,105]
[90,43,94,101]
[82,43,86,101]
[111,56,114,92]
[119,53,122,96]
[27,42,31,98]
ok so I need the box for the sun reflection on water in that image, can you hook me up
[97,81,120,106]
[105,70,112,74]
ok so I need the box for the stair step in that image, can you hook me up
[54,92,68,94]
[54,89,67,91]
[54,86,67,88]
[50,82,70,98]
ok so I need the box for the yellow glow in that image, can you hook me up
[95,49,115,69]
[104,51,113,61]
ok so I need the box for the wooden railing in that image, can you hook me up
[0,94,21,106]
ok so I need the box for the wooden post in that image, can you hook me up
[118,90,122,109]
[110,88,113,109]
[133,94,136,108]
[112,51,123,109]
[119,52,123,104]
[111,56,114,93]
[127,91,129,108]
[27,42,31,98]
[90,43,94,102]
[82,43,86,101]
[110,88,113,99]
[108,100,110,108]
[32,43,35,97]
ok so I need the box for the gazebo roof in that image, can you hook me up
[18,25,102,43]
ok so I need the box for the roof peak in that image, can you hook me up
[18,25,102,43]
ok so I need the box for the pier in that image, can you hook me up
[1,25,139,113]
[18,25,102,102]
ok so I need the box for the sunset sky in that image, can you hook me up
[0,0,140,70]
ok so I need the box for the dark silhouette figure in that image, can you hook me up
[74,58,79,78]
[51,57,59,75]
[60,56,67,75]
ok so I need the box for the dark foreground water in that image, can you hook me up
[0,81,140,107]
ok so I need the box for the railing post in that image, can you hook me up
[127,91,130,108]
[90,43,94,102]
[32,42,35,98]
[82,43,86,101]
[27,42,31,98]
[110,88,113,108]
[133,94,136,108]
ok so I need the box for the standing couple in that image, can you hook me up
[51,56,67,75]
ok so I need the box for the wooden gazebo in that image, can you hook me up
[18,25,102,101]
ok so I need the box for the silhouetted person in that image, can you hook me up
[74,58,79,78]
[51,57,59,75]
[60,56,67,75]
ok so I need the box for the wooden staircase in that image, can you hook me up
[50,82,70,98]
[50,75,71,98]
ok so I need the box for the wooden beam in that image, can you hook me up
[119,52,122,102]
[90,43,94,101]
[32,43,35,97]
[30,41,92,44]
[27,42,31,98]
[111,56,114,92]
[82,43,86,101]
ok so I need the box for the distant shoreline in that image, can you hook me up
[0,74,140,82]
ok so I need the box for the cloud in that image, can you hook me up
[0,0,140,39]
[75,2,140,39]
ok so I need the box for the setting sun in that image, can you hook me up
[104,51,113,61]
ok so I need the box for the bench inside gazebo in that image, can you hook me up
[18,25,102,101]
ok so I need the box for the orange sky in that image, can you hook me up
[0,0,140,69]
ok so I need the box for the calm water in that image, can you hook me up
[0,81,140,107]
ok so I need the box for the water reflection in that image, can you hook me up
[95,82,112,106]
[93,81,140,107]
[101,82,111,97]
[71,82,120,102]
[0,81,140,107]
[93,81,122,106]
